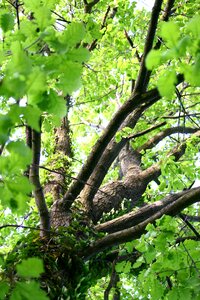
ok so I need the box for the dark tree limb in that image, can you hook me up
[29,126,50,238]
[94,189,197,234]
[104,261,120,300]
[83,0,100,13]
[134,0,163,93]
[83,187,200,259]
[140,0,176,90]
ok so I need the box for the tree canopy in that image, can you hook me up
[0,0,200,299]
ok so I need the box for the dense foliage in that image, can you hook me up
[0,0,200,299]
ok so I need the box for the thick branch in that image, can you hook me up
[84,187,200,258]
[137,127,199,152]
[30,128,50,238]
[90,129,199,222]
[95,189,196,234]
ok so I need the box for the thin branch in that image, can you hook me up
[88,5,111,51]
[104,260,120,300]
[163,113,200,120]
[127,121,166,140]
[176,87,200,128]
[137,127,199,152]
[181,242,200,274]
[102,6,111,28]
[141,131,199,184]
[124,29,141,62]
[0,224,49,232]
[0,224,67,237]
[51,10,71,23]
[135,0,176,92]
[176,236,200,244]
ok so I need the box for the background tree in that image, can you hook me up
[0,0,200,299]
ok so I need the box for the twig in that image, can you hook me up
[179,214,200,238]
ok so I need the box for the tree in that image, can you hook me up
[0,0,200,298]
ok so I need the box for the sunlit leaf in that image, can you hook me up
[157,69,177,98]
[160,21,180,47]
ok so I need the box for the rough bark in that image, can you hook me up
[89,130,200,222]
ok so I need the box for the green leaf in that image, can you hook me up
[0,282,9,298]
[146,50,161,70]
[115,132,122,143]
[151,280,165,300]
[0,114,13,144]
[9,41,32,76]
[16,258,44,278]
[132,256,144,269]
[157,69,177,98]
[0,12,14,32]
[187,15,200,37]
[34,6,52,30]
[7,176,32,195]
[57,61,82,94]
[61,23,86,48]
[115,261,126,273]
[124,261,132,273]
[183,54,200,87]
[166,288,179,300]
[37,90,67,118]
[160,21,180,47]
[27,68,47,97]
[178,288,192,300]
[66,48,90,63]
[10,281,48,300]
[7,141,32,166]
[23,106,41,132]
[125,241,135,254]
